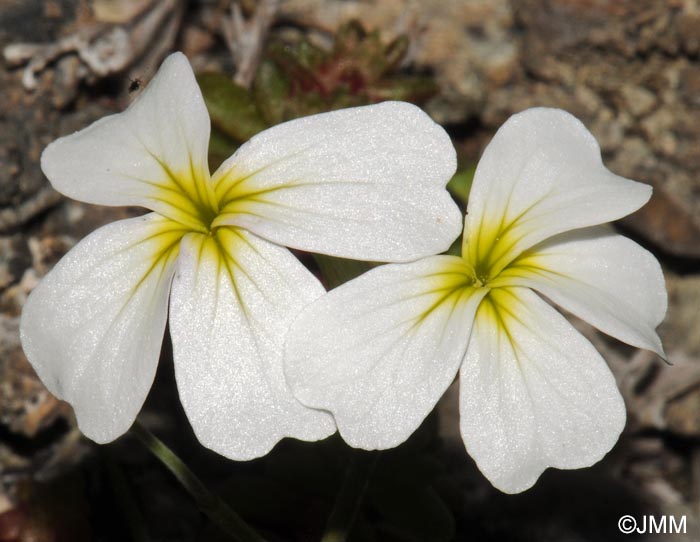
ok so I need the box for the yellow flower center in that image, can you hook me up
[448,216,534,329]
[463,218,522,287]
[144,157,262,238]
[138,159,258,274]
[136,152,219,234]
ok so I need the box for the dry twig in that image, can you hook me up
[3,0,184,91]
[222,0,280,88]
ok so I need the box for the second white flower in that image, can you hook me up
[284,108,667,493]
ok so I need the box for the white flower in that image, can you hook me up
[19,52,462,459]
[285,108,667,493]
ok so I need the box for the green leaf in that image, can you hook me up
[313,254,374,289]
[446,166,476,206]
[255,18,437,122]
[253,59,292,125]
[197,72,268,142]
[384,36,410,73]
[296,38,327,71]
[207,127,238,171]
[334,20,367,56]
[369,76,438,104]
[445,235,463,257]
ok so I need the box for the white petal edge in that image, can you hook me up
[464,108,652,276]
[285,256,488,449]
[169,227,334,460]
[459,287,626,494]
[497,226,667,357]
[19,213,183,443]
[211,102,462,262]
[41,52,214,230]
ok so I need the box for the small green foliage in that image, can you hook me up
[253,20,438,124]
[199,19,438,155]
[445,165,476,256]
[313,254,374,290]
[252,60,291,126]
[197,72,268,170]
[207,128,239,171]
[446,166,476,206]
[197,72,268,142]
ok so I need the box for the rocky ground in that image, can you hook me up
[0,1,699,541]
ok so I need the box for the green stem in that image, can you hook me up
[321,450,380,542]
[131,421,267,542]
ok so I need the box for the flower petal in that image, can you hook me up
[497,226,667,357]
[464,108,652,277]
[41,52,216,232]
[285,256,487,449]
[169,227,334,460]
[20,214,185,443]
[459,287,626,494]
[211,102,462,262]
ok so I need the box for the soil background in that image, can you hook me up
[1,1,699,541]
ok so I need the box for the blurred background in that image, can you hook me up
[0,1,699,540]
